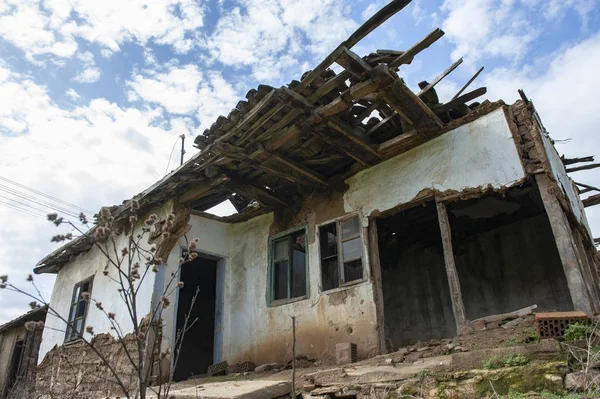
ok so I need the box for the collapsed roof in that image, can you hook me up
[35,0,497,274]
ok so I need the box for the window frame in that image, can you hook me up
[318,213,368,293]
[64,275,94,343]
[267,225,309,307]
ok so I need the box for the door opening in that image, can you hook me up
[377,202,456,350]
[173,255,218,381]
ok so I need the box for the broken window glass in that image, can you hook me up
[319,215,364,291]
[270,229,307,303]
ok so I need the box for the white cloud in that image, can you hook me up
[73,67,101,83]
[0,0,206,62]
[440,0,539,63]
[480,33,600,237]
[127,64,241,128]
[204,0,357,82]
[439,0,597,63]
[0,63,194,323]
[65,88,80,100]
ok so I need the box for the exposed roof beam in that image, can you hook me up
[563,156,595,166]
[381,80,444,132]
[417,58,463,98]
[389,28,445,69]
[583,193,600,208]
[567,163,600,173]
[296,0,412,91]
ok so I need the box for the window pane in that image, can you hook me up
[75,318,83,335]
[341,216,360,239]
[73,285,81,303]
[291,248,306,298]
[274,239,289,261]
[321,257,339,291]
[344,259,363,283]
[342,237,362,261]
[81,281,90,294]
[76,301,86,317]
[319,223,337,258]
[273,260,289,300]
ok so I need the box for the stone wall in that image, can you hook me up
[36,333,139,398]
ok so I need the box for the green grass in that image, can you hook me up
[499,390,587,399]
[564,322,591,341]
[483,354,529,370]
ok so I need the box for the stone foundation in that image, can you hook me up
[36,333,139,398]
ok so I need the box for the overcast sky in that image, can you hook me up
[1,0,599,324]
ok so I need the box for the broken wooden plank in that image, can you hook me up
[470,305,538,325]
[178,174,230,204]
[366,111,398,136]
[566,163,600,173]
[326,117,381,159]
[563,155,595,166]
[417,58,463,98]
[433,87,487,114]
[451,66,484,100]
[436,200,468,334]
[296,0,412,91]
[381,80,444,131]
[307,70,350,103]
[583,193,600,208]
[389,28,445,69]
[575,181,600,194]
[336,46,374,77]
[250,145,329,186]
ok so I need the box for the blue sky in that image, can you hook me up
[1,0,599,323]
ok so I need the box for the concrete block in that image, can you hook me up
[336,342,357,365]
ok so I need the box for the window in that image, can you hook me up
[319,215,364,291]
[269,229,307,304]
[65,276,93,342]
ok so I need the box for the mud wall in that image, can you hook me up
[455,214,574,319]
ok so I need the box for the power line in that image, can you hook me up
[0,193,80,219]
[0,200,49,221]
[0,185,83,219]
[0,175,94,214]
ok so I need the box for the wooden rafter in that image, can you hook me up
[583,194,600,208]
[389,28,445,69]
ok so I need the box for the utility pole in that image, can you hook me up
[180,134,186,166]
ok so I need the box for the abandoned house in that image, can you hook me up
[27,0,600,395]
[0,307,46,398]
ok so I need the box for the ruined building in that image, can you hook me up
[29,0,599,396]
[0,307,46,398]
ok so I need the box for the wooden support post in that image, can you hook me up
[435,200,468,334]
[368,218,387,354]
[536,174,593,314]
[291,316,296,399]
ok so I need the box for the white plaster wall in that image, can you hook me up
[344,108,527,216]
[40,108,530,367]
[162,212,379,364]
[540,133,593,238]
[162,215,231,353]
[158,108,529,365]
[38,203,174,362]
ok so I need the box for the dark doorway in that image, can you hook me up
[377,202,456,350]
[447,187,573,319]
[173,255,218,381]
[5,340,24,394]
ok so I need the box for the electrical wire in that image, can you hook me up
[0,175,94,214]
[0,200,49,221]
[0,185,83,219]
[164,137,181,176]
